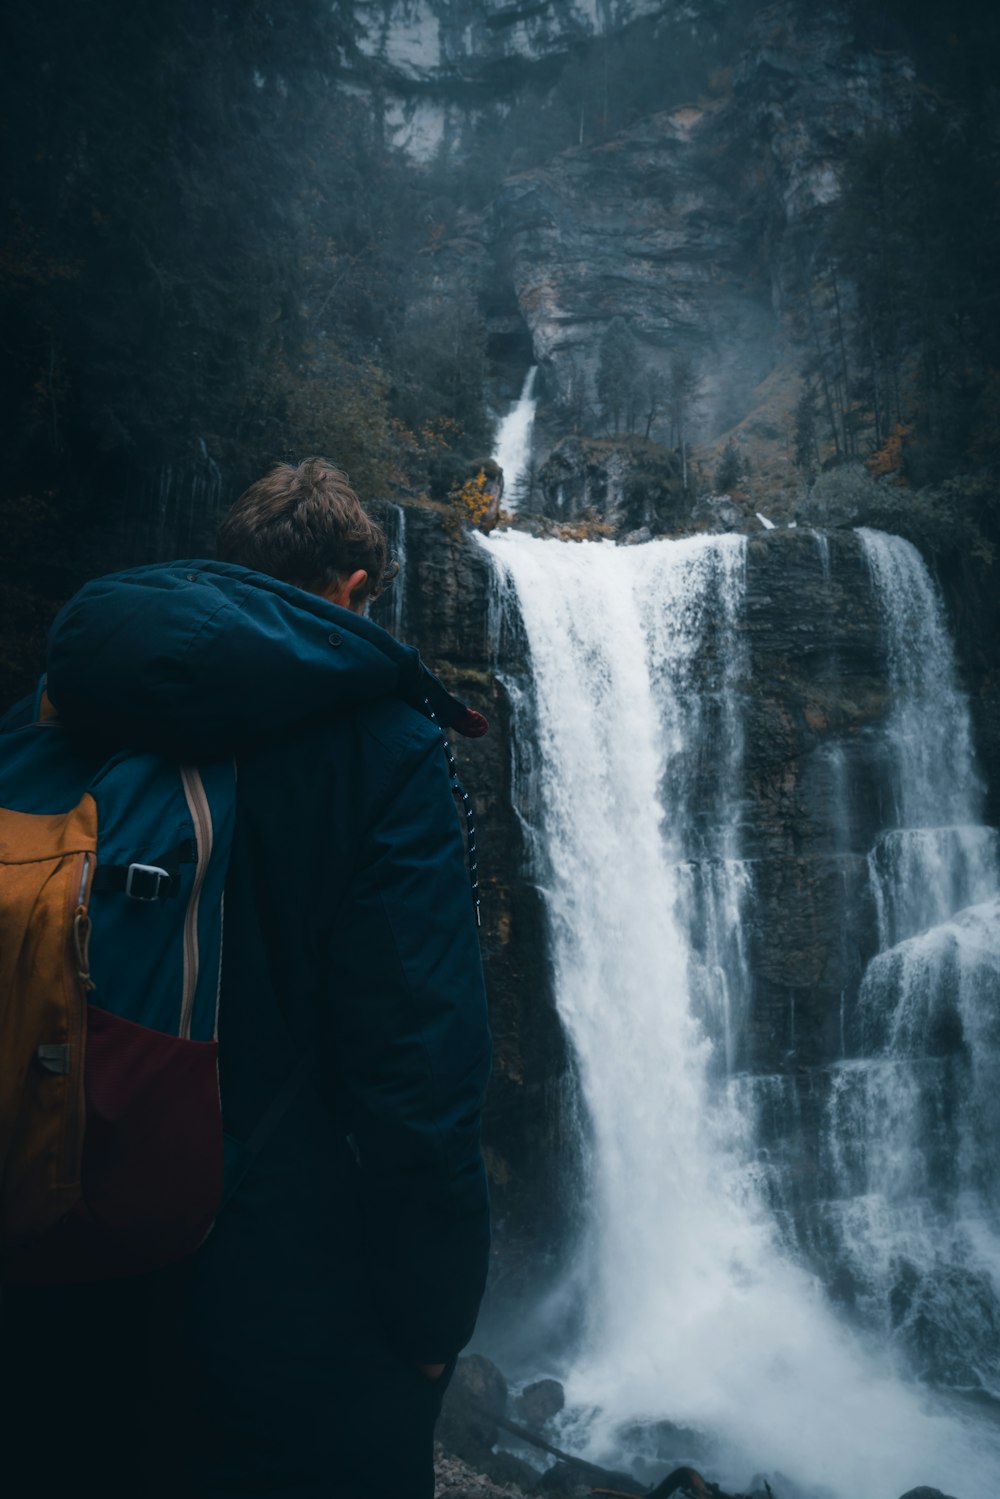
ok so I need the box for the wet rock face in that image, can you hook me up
[740,529,888,1072]
[731,1,915,229]
[495,2,914,455]
[499,106,769,442]
[535,437,688,533]
[736,525,1000,1080]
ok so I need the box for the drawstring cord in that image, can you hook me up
[73,908,96,992]
[422,699,481,928]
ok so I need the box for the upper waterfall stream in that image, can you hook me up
[492,367,539,513]
[484,528,1000,1499]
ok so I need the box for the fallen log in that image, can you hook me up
[593,1466,771,1499]
[467,1400,644,1492]
[470,1400,765,1499]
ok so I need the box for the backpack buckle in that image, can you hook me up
[124,863,172,901]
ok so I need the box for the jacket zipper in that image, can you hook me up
[210,759,236,1042]
[65,850,95,1185]
[76,851,92,911]
[179,766,214,1039]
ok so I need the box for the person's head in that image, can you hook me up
[216,457,397,611]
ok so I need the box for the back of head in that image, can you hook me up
[217,457,397,604]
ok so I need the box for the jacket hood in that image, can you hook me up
[46,560,487,757]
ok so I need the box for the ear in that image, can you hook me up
[322,569,368,611]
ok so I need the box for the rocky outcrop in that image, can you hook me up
[730,1,915,231]
[498,101,767,443]
[533,436,687,532]
[740,529,888,1070]
[349,0,724,160]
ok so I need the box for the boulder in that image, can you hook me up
[437,1354,510,1465]
[516,1378,565,1428]
[692,493,749,534]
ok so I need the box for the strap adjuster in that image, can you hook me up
[124,863,172,901]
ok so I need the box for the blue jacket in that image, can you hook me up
[42,560,492,1365]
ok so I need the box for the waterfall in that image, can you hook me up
[860,528,996,945]
[492,367,538,513]
[149,445,224,556]
[386,502,407,639]
[484,529,1000,1499]
[812,530,1000,1396]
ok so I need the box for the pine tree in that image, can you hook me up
[665,353,701,488]
[642,364,666,441]
[793,382,821,480]
[596,317,641,436]
[714,437,743,494]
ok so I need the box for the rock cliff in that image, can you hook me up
[496,1,915,466]
[356,0,675,85]
[354,0,920,484]
[351,0,709,157]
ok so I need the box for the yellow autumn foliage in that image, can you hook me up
[867,422,913,482]
[451,468,493,527]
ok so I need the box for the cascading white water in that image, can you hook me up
[860,528,997,945]
[492,367,538,512]
[815,530,1000,1394]
[485,528,1000,1499]
[387,502,407,638]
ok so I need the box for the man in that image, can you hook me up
[1,458,492,1498]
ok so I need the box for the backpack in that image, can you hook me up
[0,682,236,1283]
[0,557,488,1284]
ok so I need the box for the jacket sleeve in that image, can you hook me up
[327,714,492,1365]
